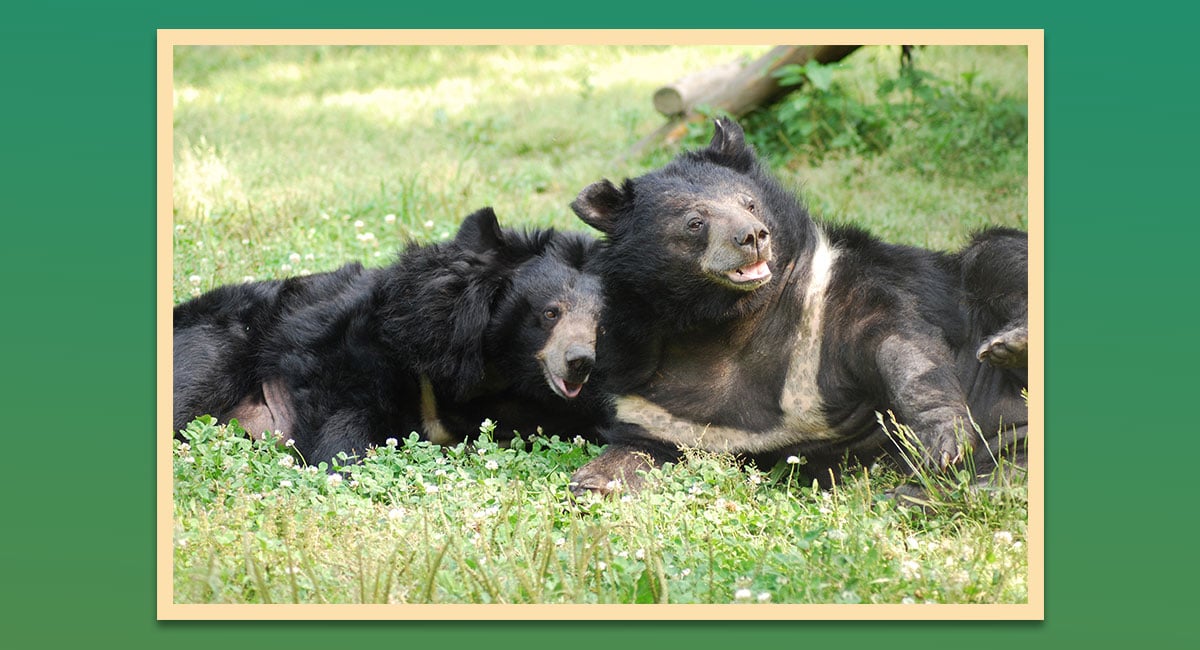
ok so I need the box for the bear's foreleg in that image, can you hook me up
[875,330,976,471]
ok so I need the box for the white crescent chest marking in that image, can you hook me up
[615,232,842,454]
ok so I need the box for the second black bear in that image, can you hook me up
[569,118,1029,496]
[173,208,608,464]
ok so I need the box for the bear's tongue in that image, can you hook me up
[728,260,771,283]
[554,375,583,399]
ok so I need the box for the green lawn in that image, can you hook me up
[170,43,1030,606]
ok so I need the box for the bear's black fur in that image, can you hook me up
[173,207,608,465]
[569,118,1028,496]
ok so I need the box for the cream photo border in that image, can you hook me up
[157,28,1044,621]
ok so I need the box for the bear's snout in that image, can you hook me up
[565,343,595,377]
[734,225,770,251]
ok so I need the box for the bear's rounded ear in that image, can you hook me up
[708,117,747,158]
[571,180,627,235]
[454,207,506,253]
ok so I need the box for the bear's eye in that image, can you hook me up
[687,217,704,232]
[745,199,756,213]
[543,308,560,321]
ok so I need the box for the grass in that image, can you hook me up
[169,44,1031,606]
[173,419,1027,605]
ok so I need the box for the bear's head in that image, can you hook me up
[487,232,604,401]
[572,118,796,326]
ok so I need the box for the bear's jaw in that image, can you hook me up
[726,259,772,285]
[710,259,772,291]
[540,359,589,400]
[552,375,585,399]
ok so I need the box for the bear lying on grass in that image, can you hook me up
[569,118,1028,497]
[173,207,607,465]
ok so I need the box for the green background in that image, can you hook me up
[4,0,1194,646]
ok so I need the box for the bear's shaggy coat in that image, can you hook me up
[570,119,1028,495]
[173,208,607,464]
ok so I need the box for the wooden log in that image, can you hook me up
[653,59,745,117]
[701,44,861,117]
[625,45,861,161]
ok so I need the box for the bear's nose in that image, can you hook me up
[735,227,770,248]
[565,344,595,376]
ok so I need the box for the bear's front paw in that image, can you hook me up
[568,466,625,497]
[568,445,658,498]
[977,325,1028,368]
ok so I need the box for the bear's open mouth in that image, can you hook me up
[555,375,584,399]
[725,260,772,285]
[542,362,587,400]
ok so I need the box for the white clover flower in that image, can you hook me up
[284,438,295,448]
[424,220,435,229]
[573,435,586,447]
[385,437,398,447]
[900,559,922,581]
[288,252,301,264]
[994,531,1014,546]
[327,473,343,486]
[177,538,188,548]
[757,592,772,603]
[356,232,376,242]
[388,507,406,520]
[906,536,920,550]
[384,213,396,224]
[423,482,439,494]
[786,455,801,464]
[635,548,645,560]
[485,460,499,471]
[280,263,293,272]
[307,466,319,474]
[554,537,566,547]
[734,588,753,602]
[901,596,916,605]
[680,568,692,578]
[175,224,187,232]
[241,238,250,245]
[188,275,202,285]
[241,275,256,283]
[597,561,608,571]
[354,219,365,229]
[688,484,703,496]
[278,456,294,468]
[279,480,293,488]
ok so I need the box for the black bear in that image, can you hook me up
[173,207,608,465]
[569,118,1028,496]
